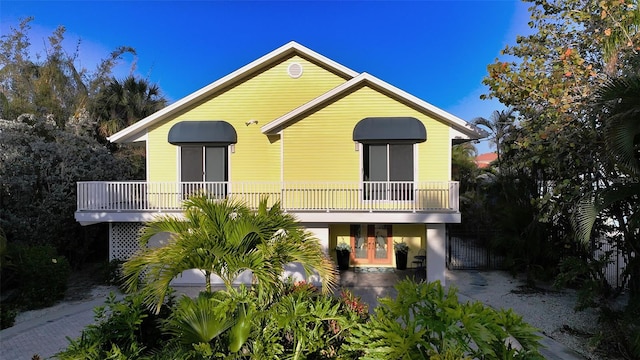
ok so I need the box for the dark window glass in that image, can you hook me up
[181,146,203,181]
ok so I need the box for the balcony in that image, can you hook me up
[75,181,460,224]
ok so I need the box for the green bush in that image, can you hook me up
[347,279,544,359]
[11,245,71,309]
[56,291,174,360]
[0,304,17,329]
[57,279,544,359]
[246,281,368,359]
[99,259,126,288]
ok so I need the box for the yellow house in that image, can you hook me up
[75,42,485,285]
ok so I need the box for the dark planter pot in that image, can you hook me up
[395,252,408,270]
[336,250,351,270]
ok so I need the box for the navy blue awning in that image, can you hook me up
[168,121,237,145]
[353,117,426,143]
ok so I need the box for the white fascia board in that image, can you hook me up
[292,211,461,224]
[261,72,488,140]
[108,41,359,144]
[75,210,460,225]
[75,211,186,225]
[359,73,488,140]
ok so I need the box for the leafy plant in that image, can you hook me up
[347,279,543,359]
[336,242,351,252]
[56,291,173,360]
[162,291,236,346]
[10,244,71,309]
[0,304,16,329]
[393,241,409,254]
[248,280,367,359]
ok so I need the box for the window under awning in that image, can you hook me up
[168,121,238,145]
[352,117,427,143]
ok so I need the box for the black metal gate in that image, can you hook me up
[446,228,504,270]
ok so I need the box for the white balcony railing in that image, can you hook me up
[76,181,459,213]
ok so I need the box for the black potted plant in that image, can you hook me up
[394,242,409,270]
[335,242,351,270]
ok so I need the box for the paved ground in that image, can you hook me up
[0,270,586,360]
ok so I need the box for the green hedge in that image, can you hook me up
[11,245,71,309]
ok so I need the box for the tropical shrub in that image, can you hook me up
[56,291,174,360]
[0,304,17,329]
[244,281,368,359]
[122,196,337,313]
[347,279,543,360]
[10,244,71,309]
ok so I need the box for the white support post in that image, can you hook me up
[426,223,446,285]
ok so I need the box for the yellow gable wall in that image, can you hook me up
[282,86,451,182]
[146,55,347,182]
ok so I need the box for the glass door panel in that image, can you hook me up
[350,224,392,265]
[374,225,389,259]
[351,225,368,261]
[205,147,227,198]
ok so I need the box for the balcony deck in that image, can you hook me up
[75,181,461,224]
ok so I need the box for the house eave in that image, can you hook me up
[107,41,359,144]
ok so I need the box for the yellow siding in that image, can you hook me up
[329,224,351,262]
[393,224,426,263]
[147,55,347,182]
[283,86,451,183]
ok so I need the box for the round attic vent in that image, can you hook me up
[287,62,303,78]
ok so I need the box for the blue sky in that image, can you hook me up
[1,0,531,154]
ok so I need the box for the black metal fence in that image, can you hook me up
[594,237,628,290]
[446,229,504,270]
[446,229,628,290]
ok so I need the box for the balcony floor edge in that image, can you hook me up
[75,210,461,226]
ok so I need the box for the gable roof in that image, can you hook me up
[108,41,359,143]
[261,72,486,140]
[108,42,486,144]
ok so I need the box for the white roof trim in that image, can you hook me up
[261,72,487,139]
[108,41,360,144]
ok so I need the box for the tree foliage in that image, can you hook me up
[0,113,140,264]
[0,17,138,127]
[0,17,165,267]
[477,0,639,355]
[122,196,338,314]
[92,75,166,138]
[480,0,638,277]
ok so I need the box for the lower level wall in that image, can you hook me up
[109,221,447,286]
[108,222,323,286]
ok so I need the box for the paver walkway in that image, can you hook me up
[0,270,585,359]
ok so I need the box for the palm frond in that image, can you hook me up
[596,74,640,177]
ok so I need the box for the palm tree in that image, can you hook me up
[574,73,640,303]
[473,108,517,171]
[122,195,337,313]
[92,75,166,138]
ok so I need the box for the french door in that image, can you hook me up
[350,224,393,265]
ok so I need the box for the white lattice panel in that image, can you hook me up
[110,223,144,260]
